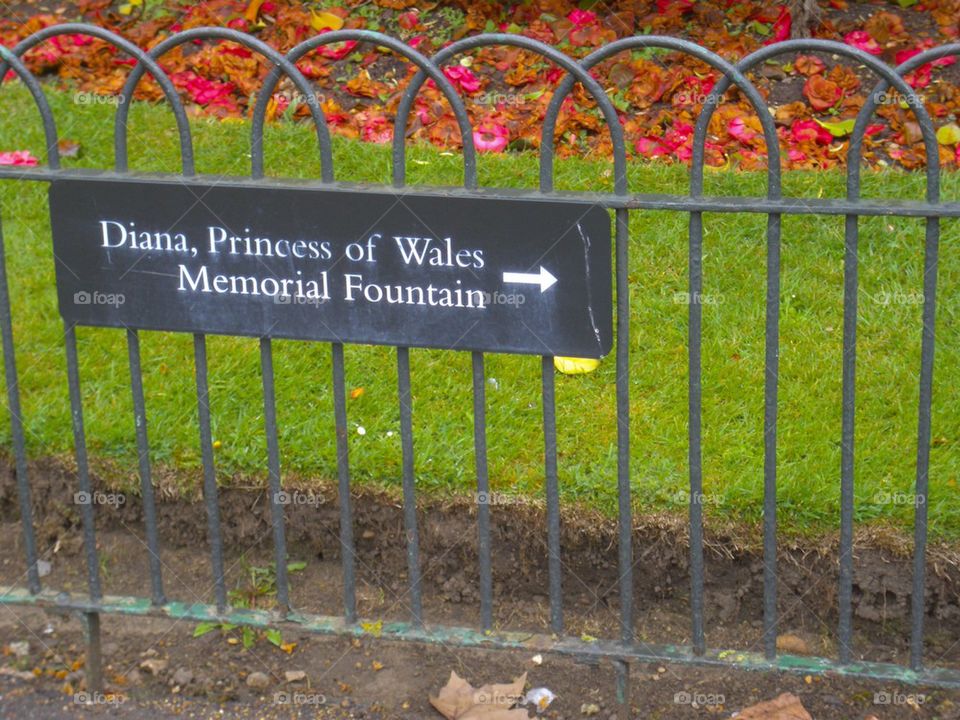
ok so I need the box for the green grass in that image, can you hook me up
[0,84,958,539]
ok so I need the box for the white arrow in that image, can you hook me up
[502,266,558,293]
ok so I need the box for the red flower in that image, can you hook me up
[844,30,882,56]
[316,31,358,60]
[765,6,792,45]
[803,74,843,111]
[567,9,597,27]
[357,112,391,144]
[655,0,694,14]
[895,39,956,67]
[791,119,833,145]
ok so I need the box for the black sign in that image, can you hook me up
[48,179,612,357]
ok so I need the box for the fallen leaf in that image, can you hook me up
[775,633,811,655]
[350,387,365,399]
[554,357,600,375]
[243,0,264,22]
[311,10,344,32]
[814,117,855,138]
[429,671,529,719]
[936,123,960,146]
[360,620,382,637]
[735,692,812,719]
[57,139,81,158]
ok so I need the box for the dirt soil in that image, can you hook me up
[1,458,960,718]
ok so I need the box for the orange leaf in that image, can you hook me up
[350,387,365,399]
[243,0,264,22]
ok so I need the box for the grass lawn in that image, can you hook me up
[0,84,958,540]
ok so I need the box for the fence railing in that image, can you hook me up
[0,24,958,701]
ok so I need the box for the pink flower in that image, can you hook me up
[635,136,668,158]
[567,9,597,27]
[844,30,882,56]
[358,112,392,144]
[728,116,757,142]
[473,122,508,153]
[443,66,481,94]
[171,71,235,107]
[791,119,833,145]
[0,150,39,166]
[787,148,807,163]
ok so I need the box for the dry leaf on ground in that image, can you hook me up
[429,671,529,719]
[733,692,812,720]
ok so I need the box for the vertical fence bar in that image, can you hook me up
[542,354,563,635]
[910,214,939,671]
[763,211,782,660]
[331,342,357,624]
[80,611,103,693]
[615,207,633,646]
[260,337,290,613]
[472,351,493,631]
[397,346,423,626]
[193,334,226,612]
[126,328,165,605]
[688,210,705,656]
[0,216,39,594]
[838,212,858,664]
[65,324,103,692]
[64,324,102,602]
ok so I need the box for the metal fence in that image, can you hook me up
[0,24,959,701]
